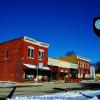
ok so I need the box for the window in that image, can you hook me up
[5,50,8,59]
[87,63,89,69]
[84,62,86,69]
[24,71,34,79]
[28,46,34,58]
[78,61,80,68]
[81,62,82,68]
[82,62,84,68]
[79,61,81,68]
[38,49,44,59]
[78,61,80,66]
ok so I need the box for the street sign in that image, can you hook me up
[39,63,43,69]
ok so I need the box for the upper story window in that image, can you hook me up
[79,61,81,68]
[84,62,86,69]
[82,62,84,68]
[28,46,34,58]
[38,49,44,60]
[78,61,79,65]
[5,50,8,59]
[87,63,89,69]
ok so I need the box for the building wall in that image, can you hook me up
[48,58,77,80]
[77,59,90,79]
[56,55,90,79]
[48,65,70,80]
[0,38,23,82]
[0,37,48,82]
[90,66,95,79]
[22,41,48,66]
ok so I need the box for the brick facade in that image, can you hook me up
[0,37,48,82]
[0,36,90,82]
[77,58,90,79]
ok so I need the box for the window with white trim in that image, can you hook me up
[38,49,44,60]
[28,46,34,58]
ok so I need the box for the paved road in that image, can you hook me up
[0,82,82,97]
[0,81,100,98]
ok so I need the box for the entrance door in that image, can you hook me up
[83,73,85,79]
[70,69,78,78]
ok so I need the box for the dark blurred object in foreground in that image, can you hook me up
[93,17,100,37]
[0,86,16,100]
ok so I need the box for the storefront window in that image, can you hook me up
[25,71,34,79]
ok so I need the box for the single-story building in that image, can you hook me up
[48,58,77,80]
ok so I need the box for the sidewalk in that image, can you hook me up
[0,81,43,88]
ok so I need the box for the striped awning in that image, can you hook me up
[23,64,51,70]
[23,64,36,69]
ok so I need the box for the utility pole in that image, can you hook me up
[37,64,39,83]
[51,69,52,81]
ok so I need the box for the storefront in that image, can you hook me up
[48,58,77,81]
[23,63,51,82]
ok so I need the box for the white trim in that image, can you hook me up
[23,64,36,69]
[77,55,90,62]
[28,46,34,49]
[43,67,51,70]
[39,49,44,52]
[23,63,50,70]
[24,36,49,48]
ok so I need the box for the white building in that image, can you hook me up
[90,66,95,79]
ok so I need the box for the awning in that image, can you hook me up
[42,67,51,70]
[23,64,36,69]
[48,58,77,69]
[23,64,50,70]
[70,63,77,69]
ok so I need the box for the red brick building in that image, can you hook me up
[0,36,49,82]
[77,56,90,79]
[0,36,91,82]
[56,55,90,79]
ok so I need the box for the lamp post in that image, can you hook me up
[37,63,39,83]
[50,65,53,81]
[51,69,52,81]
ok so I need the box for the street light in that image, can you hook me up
[36,63,39,83]
[50,68,52,81]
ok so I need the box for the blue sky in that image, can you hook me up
[0,0,100,63]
